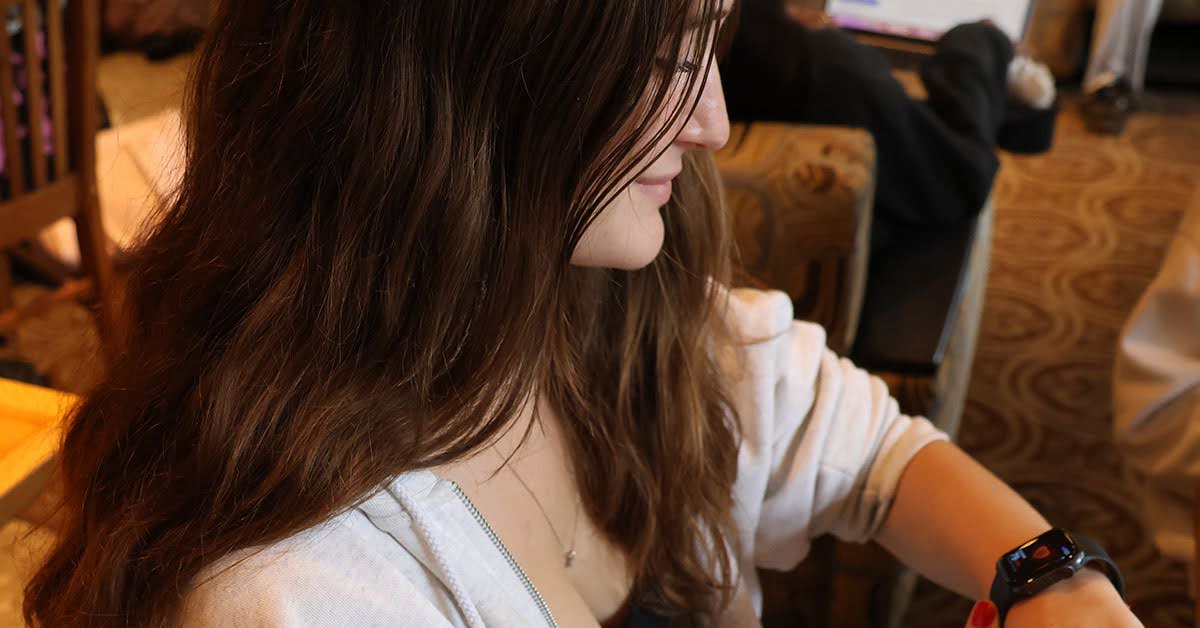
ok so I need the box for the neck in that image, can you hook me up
[435,389,561,483]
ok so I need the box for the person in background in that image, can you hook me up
[721,0,1056,249]
[1080,0,1165,134]
[1113,193,1200,582]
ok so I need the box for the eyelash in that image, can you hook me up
[657,59,703,76]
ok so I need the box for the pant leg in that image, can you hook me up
[1085,0,1165,93]
[1127,0,1165,94]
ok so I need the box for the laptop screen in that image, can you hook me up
[825,0,1034,43]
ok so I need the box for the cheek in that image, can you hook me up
[566,75,691,271]
[569,187,665,270]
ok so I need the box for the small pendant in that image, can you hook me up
[564,549,577,567]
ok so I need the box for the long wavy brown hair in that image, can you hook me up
[25,1,742,626]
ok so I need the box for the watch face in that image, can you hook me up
[1000,529,1080,585]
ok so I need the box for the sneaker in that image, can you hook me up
[1007,56,1056,110]
[1081,79,1134,135]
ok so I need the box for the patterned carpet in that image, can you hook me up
[906,92,1200,628]
[1,92,1198,628]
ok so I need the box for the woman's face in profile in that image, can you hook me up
[570,2,733,271]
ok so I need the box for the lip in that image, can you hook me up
[634,171,681,206]
[635,171,680,186]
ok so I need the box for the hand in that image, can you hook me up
[1005,568,1143,627]
[965,569,1143,627]
[965,600,999,628]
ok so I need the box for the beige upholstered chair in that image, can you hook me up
[716,123,875,355]
[715,121,995,628]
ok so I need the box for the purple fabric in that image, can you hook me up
[0,29,55,176]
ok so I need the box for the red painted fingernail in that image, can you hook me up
[971,600,998,627]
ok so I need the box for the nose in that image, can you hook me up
[674,63,730,152]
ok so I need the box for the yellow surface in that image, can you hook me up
[0,379,75,429]
[0,379,76,521]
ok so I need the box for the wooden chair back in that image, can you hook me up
[0,0,114,348]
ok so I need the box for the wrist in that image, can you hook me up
[970,525,1056,599]
[1006,567,1123,624]
[988,528,1125,624]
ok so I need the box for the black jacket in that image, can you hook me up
[720,0,1014,246]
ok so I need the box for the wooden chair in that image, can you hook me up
[0,0,115,349]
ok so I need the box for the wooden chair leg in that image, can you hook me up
[0,250,13,311]
[74,208,119,352]
[1194,480,1199,627]
[67,0,119,355]
[826,540,915,628]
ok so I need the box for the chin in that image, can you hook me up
[613,218,666,270]
[594,236,664,270]
[612,248,662,270]
[570,228,665,270]
[569,194,667,269]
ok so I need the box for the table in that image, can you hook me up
[0,378,75,523]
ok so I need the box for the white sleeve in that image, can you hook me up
[1113,207,1200,492]
[722,288,949,572]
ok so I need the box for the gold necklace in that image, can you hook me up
[501,451,582,568]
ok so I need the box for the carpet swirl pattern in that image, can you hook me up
[906,93,1198,628]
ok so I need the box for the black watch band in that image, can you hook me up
[989,529,1125,625]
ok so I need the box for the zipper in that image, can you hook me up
[449,482,560,628]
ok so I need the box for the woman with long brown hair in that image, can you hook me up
[26,1,1142,627]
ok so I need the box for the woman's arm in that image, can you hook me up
[874,440,1047,599]
[875,440,1140,626]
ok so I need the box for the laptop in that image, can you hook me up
[824,0,1037,67]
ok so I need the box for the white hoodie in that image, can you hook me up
[181,287,948,627]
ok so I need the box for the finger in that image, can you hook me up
[966,600,999,628]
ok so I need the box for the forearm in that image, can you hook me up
[874,440,1051,600]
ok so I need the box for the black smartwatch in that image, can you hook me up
[988,528,1125,625]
